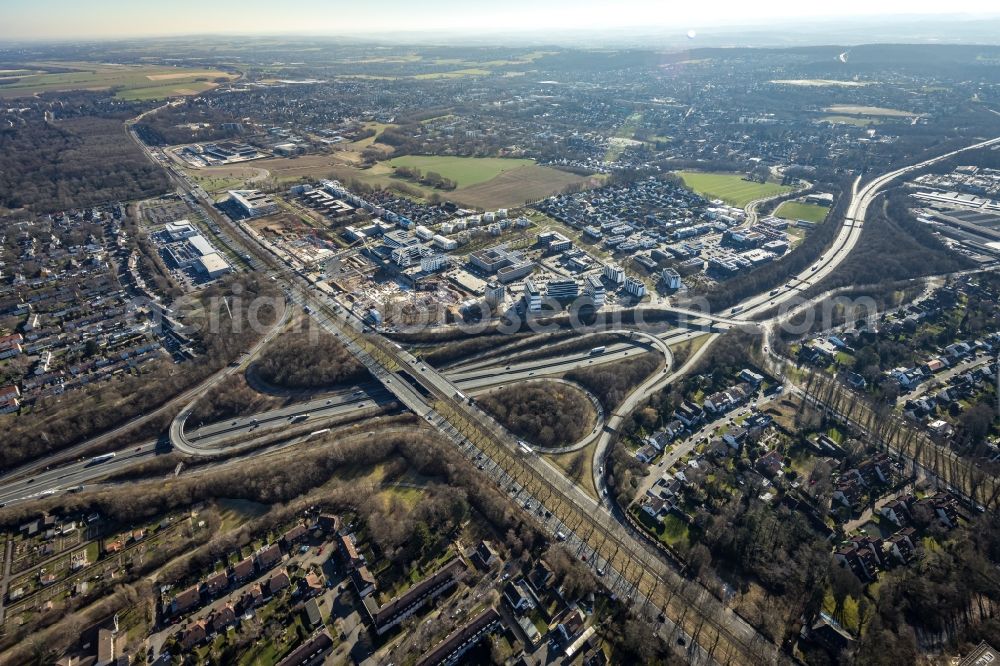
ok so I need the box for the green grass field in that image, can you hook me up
[0,61,235,99]
[676,171,794,207]
[387,155,535,188]
[775,200,830,223]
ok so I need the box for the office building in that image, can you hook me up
[603,264,625,285]
[523,279,542,312]
[661,268,682,290]
[197,253,232,279]
[584,274,606,307]
[484,282,506,307]
[546,279,579,302]
[624,276,647,298]
[165,220,197,241]
[227,189,279,218]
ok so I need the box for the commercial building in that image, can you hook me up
[661,268,682,290]
[187,234,216,257]
[432,235,458,251]
[522,279,542,312]
[624,276,647,298]
[537,231,573,252]
[197,253,232,279]
[272,142,301,157]
[420,254,449,273]
[165,220,198,241]
[228,189,279,218]
[603,264,625,285]
[496,261,534,284]
[546,279,580,302]
[470,246,517,273]
[584,274,605,307]
[484,282,506,307]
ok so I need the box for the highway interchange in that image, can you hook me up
[3,115,1000,663]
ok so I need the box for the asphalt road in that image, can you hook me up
[0,442,159,506]
[7,117,995,661]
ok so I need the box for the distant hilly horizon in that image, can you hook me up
[2,13,1000,49]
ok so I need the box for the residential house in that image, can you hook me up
[269,569,291,596]
[674,400,704,427]
[414,608,501,666]
[528,560,557,594]
[180,619,208,649]
[723,426,747,450]
[845,372,867,390]
[879,495,914,527]
[916,492,961,529]
[927,419,954,442]
[703,384,749,414]
[503,578,537,613]
[339,534,364,569]
[172,584,201,614]
[304,598,324,628]
[834,537,883,581]
[472,540,499,570]
[303,571,324,597]
[352,566,377,598]
[833,477,865,510]
[256,543,282,570]
[282,523,308,546]
[204,570,228,597]
[635,444,659,464]
[641,496,670,522]
[232,556,254,583]
[212,603,237,632]
[275,630,334,666]
[318,513,340,533]
[887,528,917,564]
[739,368,764,386]
[362,557,466,635]
[755,450,783,477]
[242,583,264,609]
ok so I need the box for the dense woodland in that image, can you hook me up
[133,98,242,146]
[187,374,278,425]
[254,325,367,389]
[0,116,168,212]
[849,512,1000,665]
[803,191,974,295]
[479,382,594,449]
[565,351,661,410]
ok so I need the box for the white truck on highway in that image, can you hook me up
[88,453,116,465]
[590,346,606,355]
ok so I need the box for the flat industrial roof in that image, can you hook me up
[187,234,215,256]
[198,253,230,273]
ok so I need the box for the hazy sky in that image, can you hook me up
[3,0,999,40]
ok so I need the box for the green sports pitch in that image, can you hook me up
[675,171,794,207]
[775,200,830,224]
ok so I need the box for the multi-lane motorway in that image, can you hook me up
[7,111,1000,664]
